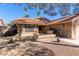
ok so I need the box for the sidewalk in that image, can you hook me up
[60,38,79,45]
[37,34,79,46]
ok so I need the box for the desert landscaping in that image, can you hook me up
[0,35,79,56]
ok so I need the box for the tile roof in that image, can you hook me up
[12,13,79,26]
[48,13,79,25]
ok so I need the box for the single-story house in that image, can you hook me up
[11,13,79,39]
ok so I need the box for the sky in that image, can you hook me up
[0,3,64,24]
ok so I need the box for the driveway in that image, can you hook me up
[31,37,79,56]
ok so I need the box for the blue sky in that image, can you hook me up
[0,3,64,24]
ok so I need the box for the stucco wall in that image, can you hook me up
[20,25,39,36]
[73,19,79,38]
[50,22,72,38]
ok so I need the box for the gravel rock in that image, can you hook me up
[0,38,55,56]
[26,44,55,56]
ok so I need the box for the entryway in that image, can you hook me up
[38,26,45,34]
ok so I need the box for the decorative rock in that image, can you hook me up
[0,37,55,56]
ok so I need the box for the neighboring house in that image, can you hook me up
[0,19,4,30]
[0,19,5,36]
[11,13,79,39]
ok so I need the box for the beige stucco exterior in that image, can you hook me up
[49,16,79,39]
[16,24,39,37]
[72,18,79,39]
[14,20,78,39]
[12,14,79,39]
[49,22,72,38]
